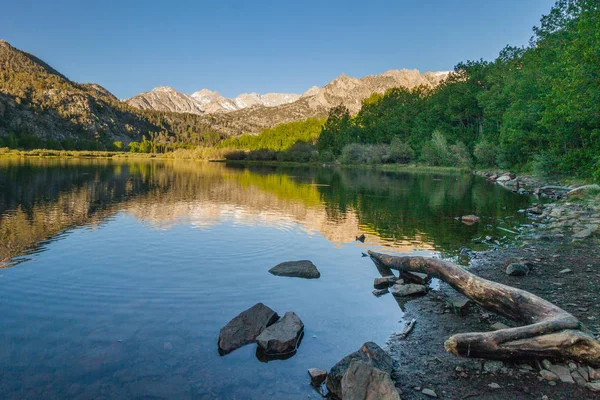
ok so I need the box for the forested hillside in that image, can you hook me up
[0,40,222,150]
[316,0,600,178]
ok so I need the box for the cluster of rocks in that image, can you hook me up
[478,170,600,201]
[450,358,600,394]
[309,341,400,399]
[537,359,600,392]
[372,270,431,298]
[217,303,304,358]
[218,260,320,359]
[522,200,600,241]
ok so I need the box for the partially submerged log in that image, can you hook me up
[368,251,600,366]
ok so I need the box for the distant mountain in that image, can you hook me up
[0,40,214,147]
[126,87,301,115]
[0,40,450,146]
[194,69,449,136]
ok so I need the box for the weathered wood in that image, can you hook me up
[369,251,600,366]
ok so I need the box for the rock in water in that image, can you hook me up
[308,368,328,386]
[374,276,397,289]
[341,360,400,400]
[390,283,427,297]
[505,263,530,276]
[372,288,389,297]
[256,312,304,356]
[400,271,430,284]
[326,342,393,399]
[269,260,320,279]
[218,303,279,355]
[461,215,480,225]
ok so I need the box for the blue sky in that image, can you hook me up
[2,0,556,99]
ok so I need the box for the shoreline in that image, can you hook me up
[375,172,600,399]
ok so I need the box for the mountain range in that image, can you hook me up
[126,70,449,119]
[0,40,449,146]
[126,87,303,114]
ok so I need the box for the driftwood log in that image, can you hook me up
[369,251,600,366]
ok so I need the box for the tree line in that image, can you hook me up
[316,0,599,179]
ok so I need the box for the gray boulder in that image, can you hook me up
[269,260,320,279]
[256,311,304,356]
[390,283,427,297]
[505,263,530,276]
[218,303,279,355]
[341,360,400,400]
[326,342,393,399]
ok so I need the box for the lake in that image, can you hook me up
[0,158,531,399]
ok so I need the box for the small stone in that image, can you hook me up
[559,268,573,274]
[484,360,504,374]
[488,383,501,389]
[372,288,389,297]
[568,362,578,371]
[390,283,427,297]
[549,364,574,383]
[490,322,510,331]
[400,271,430,284]
[519,364,534,371]
[421,388,437,398]
[572,371,587,387]
[541,359,552,370]
[374,276,397,289]
[548,381,557,386]
[577,366,589,381]
[539,369,559,381]
[461,215,480,225]
[447,295,471,316]
[269,260,320,279]
[587,381,600,392]
[505,263,530,277]
[308,368,327,386]
[589,367,600,380]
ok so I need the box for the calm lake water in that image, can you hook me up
[0,158,531,399]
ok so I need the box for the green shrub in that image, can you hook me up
[450,142,473,168]
[224,150,248,161]
[389,138,415,164]
[319,150,336,163]
[531,152,560,178]
[247,149,277,161]
[473,140,497,167]
[422,131,452,166]
[340,143,366,164]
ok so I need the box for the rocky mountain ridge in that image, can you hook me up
[127,87,302,115]
[126,69,449,118]
[0,39,451,144]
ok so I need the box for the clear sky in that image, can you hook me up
[1,0,557,99]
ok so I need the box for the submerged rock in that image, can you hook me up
[461,215,480,225]
[341,360,400,400]
[326,342,393,399]
[218,303,279,355]
[269,260,320,279]
[308,368,327,386]
[390,283,427,297]
[256,311,304,356]
[372,288,389,297]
